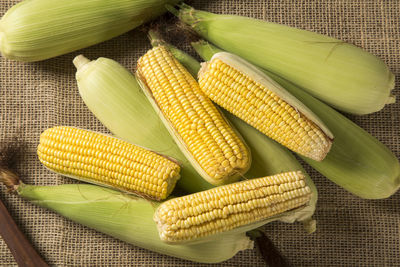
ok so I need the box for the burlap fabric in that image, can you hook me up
[0,0,399,266]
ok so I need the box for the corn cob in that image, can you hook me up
[0,0,179,61]
[73,55,214,193]
[0,175,253,263]
[192,40,400,199]
[172,4,395,115]
[198,52,333,161]
[37,126,180,200]
[136,46,251,185]
[154,171,312,243]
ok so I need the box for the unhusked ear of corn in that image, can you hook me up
[37,126,180,200]
[173,4,395,115]
[136,46,251,186]
[198,52,333,161]
[154,171,312,244]
[192,40,400,199]
[0,0,179,62]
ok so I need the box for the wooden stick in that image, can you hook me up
[0,200,49,267]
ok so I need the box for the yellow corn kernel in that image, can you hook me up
[136,46,250,185]
[154,171,312,243]
[198,56,333,161]
[37,126,180,200]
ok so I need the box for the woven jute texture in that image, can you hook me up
[0,0,399,266]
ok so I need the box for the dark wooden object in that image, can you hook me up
[0,200,49,267]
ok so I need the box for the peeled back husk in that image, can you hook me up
[173,4,395,115]
[10,182,253,263]
[147,31,317,232]
[73,55,214,193]
[192,40,400,199]
[0,0,179,61]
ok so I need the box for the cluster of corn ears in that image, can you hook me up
[1,0,398,264]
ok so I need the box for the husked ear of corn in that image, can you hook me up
[173,4,395,115]
[192,40,400,199]
[136,46,251,186]
[154,171,312,244]
[198,52,333,161]
[0,0,179,61]
[37,126,180,200]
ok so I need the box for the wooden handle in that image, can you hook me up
[0,200,49,267]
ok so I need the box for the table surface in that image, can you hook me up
[0,0,399,266]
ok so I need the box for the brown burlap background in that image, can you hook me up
[0,0,399,266]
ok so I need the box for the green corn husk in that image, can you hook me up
[0,0,179,62]
[192,40,400,199]
[2,180,252,263]
[172,4,396,115]
[148,31,317,232]
[73,55,214,193]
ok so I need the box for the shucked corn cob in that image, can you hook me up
[154,171,312,243]
[136,46,251,185]
[37,126,180,200]
[198,52,333,161]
